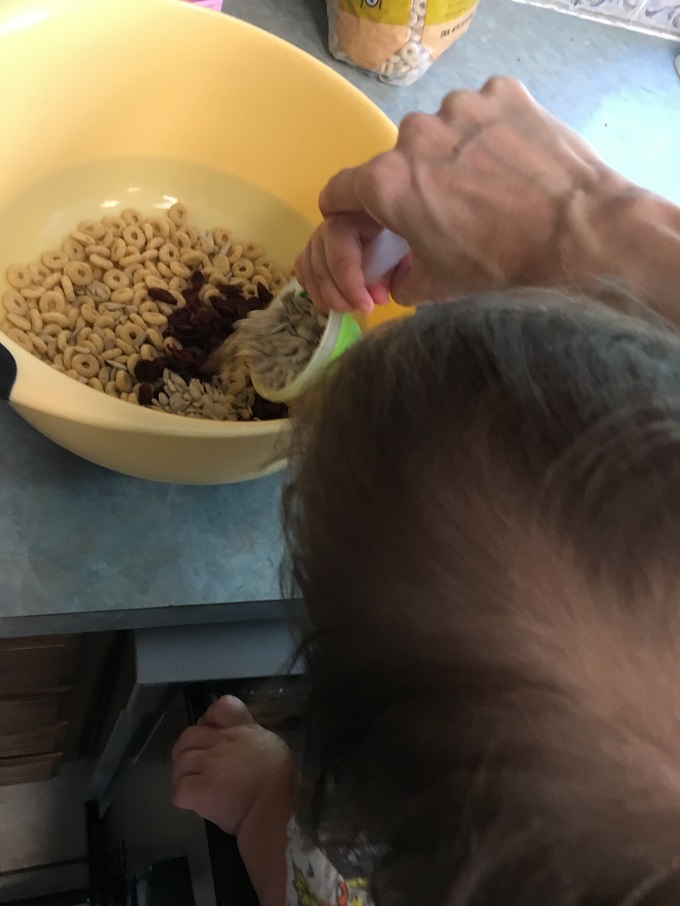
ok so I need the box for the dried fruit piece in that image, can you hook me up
[3,204,293,421]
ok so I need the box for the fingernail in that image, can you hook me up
[368,283,390,307]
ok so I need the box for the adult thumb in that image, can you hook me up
[388,256,443,308]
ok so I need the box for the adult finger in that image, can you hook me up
[388,256,441,307]
[318,153,400,221]
[395,111,462,157]
[479,75,535,106]
[318,166,364,218]
[438,77,533,124]
[481,74,526,96]
[389,253,494,307]
[436,88,489,125]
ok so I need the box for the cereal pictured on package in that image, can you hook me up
[327,0,481,85]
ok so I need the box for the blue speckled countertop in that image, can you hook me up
[227,0,679,203]
[0,405,286,633]
[0,0,677,635]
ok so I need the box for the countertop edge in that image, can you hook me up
[0,597,296,638]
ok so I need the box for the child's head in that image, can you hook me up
[282,292,680,906]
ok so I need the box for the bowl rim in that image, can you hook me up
[0,0,398,437]
[2,331,292,435]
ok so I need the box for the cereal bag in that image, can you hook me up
[327,0,481,86]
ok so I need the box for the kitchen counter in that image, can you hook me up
[228,0,679,204]
[0,0,677,637]
[0,404,287,635]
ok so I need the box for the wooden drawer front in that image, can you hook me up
[0,695,64,736]
[0,721,67,757]
[0,752,62,786]
[0,635,78,694]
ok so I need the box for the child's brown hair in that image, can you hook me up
[282,292,680,906]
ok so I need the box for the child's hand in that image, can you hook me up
[171,694,292,836]
[295,77,621,313]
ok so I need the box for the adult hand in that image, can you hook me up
[295,77,626,313]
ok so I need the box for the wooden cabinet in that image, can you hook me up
[0,752,62,785]
[0,631,119,784]
[0,634,78,693]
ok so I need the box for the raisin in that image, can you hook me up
[167,309,191,331]
[256,283,274,304]
[212,296,249,322]
[134,357,168,383]
[248,295,270,312]
[138,382,154,405]
[128,260,285,398]
[211,297,232,317]
[147,287,177,305]
[214,318,238,337]
[167,346,196,365]
[182,288,201,310]
[220,284,247,299]
[252,394,288,421]
[190,308,220,326]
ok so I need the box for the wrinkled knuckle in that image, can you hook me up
[362,153,390,184]
[438,89,479,120]
[359,154,396,211]
[482,75,520,98]
[328,166,354,188]
[319,168,350,204]
[397,111,436,144]
[481,75,507,93]
[323,214,345,240]
[439,90,465,115]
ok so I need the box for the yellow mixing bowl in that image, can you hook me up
[0,0,404,484]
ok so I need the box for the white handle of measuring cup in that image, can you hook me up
[361,230,410,286]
